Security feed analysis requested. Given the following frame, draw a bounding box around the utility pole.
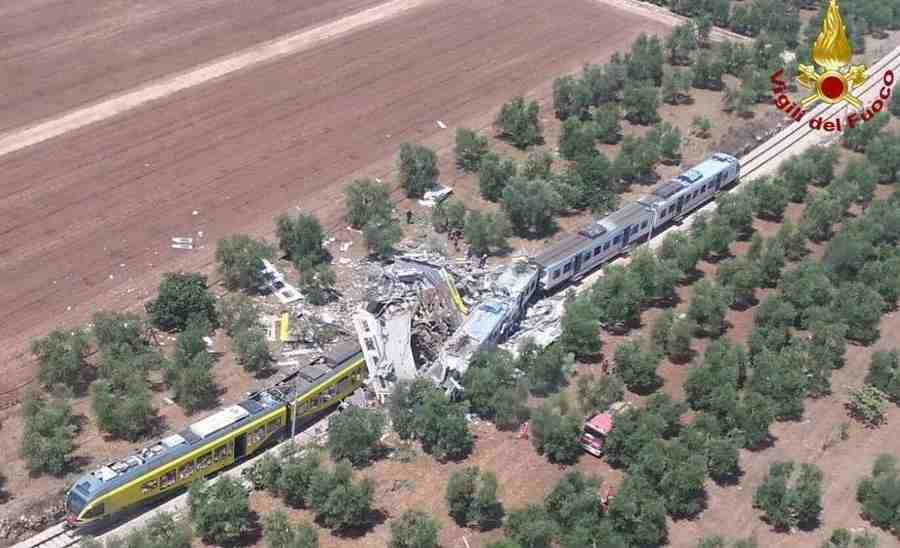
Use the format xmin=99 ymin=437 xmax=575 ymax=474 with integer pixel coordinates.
xmin=646 ymin=206 xmax=658 ymax=248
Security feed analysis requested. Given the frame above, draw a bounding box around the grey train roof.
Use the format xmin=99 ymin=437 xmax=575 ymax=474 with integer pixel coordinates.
xmin=533 ymin=234 xmax=591 ymax=268
xmin=531 ymin=153 xmax=738 ymax=271
xmin=600 ymin=202 xmax=651 ymax=230
xmin=71 ymin=346 xmax=362 ymax=502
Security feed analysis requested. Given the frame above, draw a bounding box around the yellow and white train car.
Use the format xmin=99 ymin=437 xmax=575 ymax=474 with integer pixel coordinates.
xmin=65 ymin=345 xmax=366 ymax=526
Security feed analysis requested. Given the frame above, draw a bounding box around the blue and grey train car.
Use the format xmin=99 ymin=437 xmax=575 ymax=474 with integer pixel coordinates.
xmin=534 ymin=201 xmax=654 ymax=292
xmin=636 ymin=153 xmax=740 ymax=228
xmin=533 ymin=153 xmax=740 ymax=293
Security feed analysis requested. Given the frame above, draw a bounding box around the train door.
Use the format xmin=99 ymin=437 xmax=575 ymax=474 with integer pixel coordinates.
xmin=573 ymin=252 xmax=584 ymax=275
xmin=675 ymin=195 xmax=685 ymax=215
xmin=234 ymin=434 xmax=247 ymax=461
xmin=622 ymin=226 xmax=632 ymax=247
xmin=714 ymin=173 xmax=722 ymax=191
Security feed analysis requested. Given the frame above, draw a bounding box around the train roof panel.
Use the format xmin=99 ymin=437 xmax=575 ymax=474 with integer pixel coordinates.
xmin=532 ymin=233 xmax=589 ymax=268
xmin=653 ymin=180 xmax=686 ymax=199
xmin=190 ymin=405 xmax=250 ymax=439
xmin=680 ymin=169 xmax=703 ymax=183
xmin=602 ymin=202 xmax=650 ymax=230
xmin=579 ymin=220 xmax=607 ymax=239
xmin=269 ymin=347 xmax=364 ymax=403
xmin=161 ymin=433 xmax=188 ymax=448
xmin=638 ymin=194 xmax=665 ymax=208
xmin=678 ymin=155 xmax=736 ymax=186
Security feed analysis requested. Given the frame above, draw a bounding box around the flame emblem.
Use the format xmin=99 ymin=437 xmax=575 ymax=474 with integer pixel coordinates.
xmin=797 ymin=0 xmax=867 ymax=109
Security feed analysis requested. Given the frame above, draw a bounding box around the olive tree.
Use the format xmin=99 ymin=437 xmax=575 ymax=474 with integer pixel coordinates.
xmin=215 ymin=235 xmax=276 ymax=291
xmin=275 ymin=213 xmax=328 ymax=268
xmin=495 ymin=97 xmax=542 ymax=149
xmin=327 ymin=407 xmax=385 ymax=467
xmin=455 ymin=128 xmax=489 ymax=172
xmin=344 ymin=178 xmax=393 ymax=229
xmin=20 ymin=390 xmax=76 ymax=476
xmin=445 ymin=467 xmax=504 ymax=530
xmin=146 ymin=272 xmax=218 ymax=331
xmin=32 ymin=329 xmax=90 ymax=390
xmin=389 ymin=510 xmax=441 ymax=548
xmin=189 ymin=477 xmax=252 ymax=545
xmin=398 ymin=143 xmax=439 ymax=198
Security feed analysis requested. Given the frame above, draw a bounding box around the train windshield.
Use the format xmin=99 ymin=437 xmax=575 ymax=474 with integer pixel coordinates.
xmin=66 ymin=486 xmax=90 ymax=516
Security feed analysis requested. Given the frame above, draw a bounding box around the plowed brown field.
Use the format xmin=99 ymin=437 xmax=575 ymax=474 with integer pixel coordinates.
xmin=0 ymin=0 xmax=667 ymax=397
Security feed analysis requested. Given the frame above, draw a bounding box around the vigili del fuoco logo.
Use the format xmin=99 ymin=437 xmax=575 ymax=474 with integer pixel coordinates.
xmin=770 ymin=0 xmax=894 ymax=132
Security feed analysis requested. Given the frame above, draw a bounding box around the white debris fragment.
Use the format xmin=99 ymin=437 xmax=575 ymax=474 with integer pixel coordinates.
xmin=198 ymin=231 xmax=204 ymax=237
xmin=339 ymin=257 xmax=352 ymax=265
xmin=436 ymin=120 xmax=447 ymax=129
xmin=67 ymin=306 xmax=72 ymax=311
xmin=192 ymin=210 xmax=199 ymax=216
xmin=375 ymin=177 xmax=382 ymax=183
xmin=419 ymin=186 xmax=453 ymax=207
xmin=109 ymin=274 xmax=115 ymax=280
xmin=340 ymin=242 xmax=351 ymax=252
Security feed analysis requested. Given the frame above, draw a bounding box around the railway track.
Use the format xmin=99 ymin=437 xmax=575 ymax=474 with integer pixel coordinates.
xmin=10 ymin=524 xmax=79 ymax=548
xmin=574 ymin=42 xmax=900 ymax=289
xmin=741 ymin=45 xmax=900 ymax=178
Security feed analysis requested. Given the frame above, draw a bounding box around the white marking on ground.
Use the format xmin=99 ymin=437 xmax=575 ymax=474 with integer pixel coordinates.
xmin=0 ymin=0 xmax=436 ymax=159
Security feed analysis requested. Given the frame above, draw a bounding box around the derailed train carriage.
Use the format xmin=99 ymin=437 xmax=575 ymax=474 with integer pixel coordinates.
xmin=65 ymin=345 xmax=366 ymax=527
xmin=430 ymin=153 xmax=741 ymax=394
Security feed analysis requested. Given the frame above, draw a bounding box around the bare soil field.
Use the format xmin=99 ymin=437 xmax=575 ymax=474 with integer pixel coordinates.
xmin=0 ymin=0 xmax=388 ymax=133
xmin=0 ymin=0 xmax=669 ymax=401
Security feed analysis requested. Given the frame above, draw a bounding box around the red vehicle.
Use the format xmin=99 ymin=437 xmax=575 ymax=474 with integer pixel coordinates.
xmin=581 ymin=402 xmax=632 ymax=457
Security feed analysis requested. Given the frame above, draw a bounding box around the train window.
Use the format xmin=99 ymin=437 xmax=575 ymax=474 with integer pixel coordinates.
xmin=268 ymin=419 xmax=281 ymax=434
xmin=250 ymin=427 xmax=264 ymax=445
xmin=214 ymin=444 xmax=229 ymax=461
xmin=179 ymin=462 xmax=195 ymax=480
xmin=83 ymin=503 xmax=105 ymax=519
xmin=197 ymin=453 xmax=212 ymax=469
xmin=613 ymin=236 xmax=621 ymax=245
xmin=160 ymin=470 xmax=176 ymax=488
xmin=641 ymin=221 xmax=648 ymax=229
xmin=594 ymin=247 xmax=602 ymax=257
xmin=702 ymin=185 xmax=707 ymax=192
xmin=141 ymin=479 xmax=159 ymax=493
xmin=603 ymin=242 xmax=610 ymax=251
xmin=563 ymin=262 xmax=572 ymax=273
xmin=552 ymin=269 xmax=561 ymax=280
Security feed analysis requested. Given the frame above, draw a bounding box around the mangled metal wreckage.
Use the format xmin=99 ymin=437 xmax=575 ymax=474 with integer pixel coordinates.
xmin=354 ymin=256 xmax=544 ymax=400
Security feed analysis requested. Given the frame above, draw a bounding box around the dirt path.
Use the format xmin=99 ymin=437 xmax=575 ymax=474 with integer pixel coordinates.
xmin=589 ymin=0 xmax=751 ymax=43
xmin=0 ymin=0 xmax=437 ymax=158
xmin=0 ymin=0 xmax=389 ymax=133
